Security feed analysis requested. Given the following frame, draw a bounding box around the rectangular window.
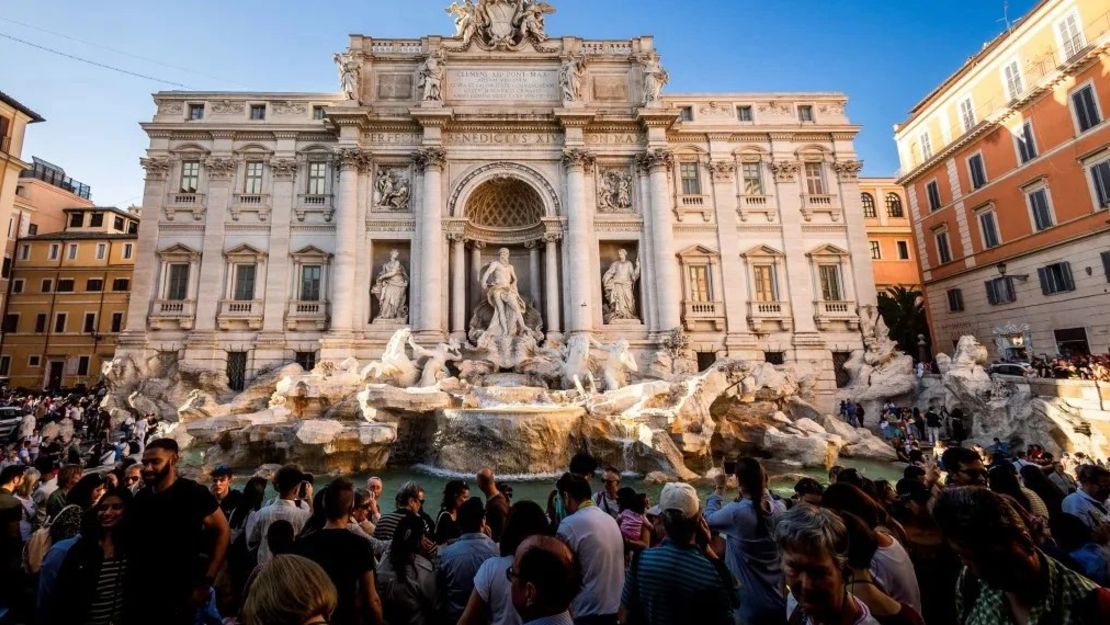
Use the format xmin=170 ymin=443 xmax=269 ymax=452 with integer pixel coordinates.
xmin=896 ymin=241 xmax=910 ymax=260
xmin=19 ymin=244 xmax=29 ymax=261
xmin=66 ymin=244 xmax=78 ymax=260
xmin=1038 ymin=262 xmax=1075 ymax=295
xmin=90 ymin=212 xmax=104 ymax=227
xmin=11 ymin=279 xmax=23 ymax=294
xmin=244 ymin=160 xmax=264 ymax=194
xmin=803 ymin=162 xmax=826 ymax=195
xmin=69 ymin=212 xmax=83 ymax=228
xmin=86 ymin=278 xmax=103 ymax=292
xmin=1058 ymin=13 xmax=1086 ymax=60
xmin=920 ymin=132 xmax=932 ymax=160
xmin=112 ymin=278 xmax=130 ymax=291
xmin=249 ymin=104 xmax=266 ymax=120
xmin=741 ymin=162 xmax=763 ymax=195
xmin=764 ymin=352 xmax=785 ymax=365
xmin=1027 ymin=186 xmax=1055 ymax=231
xmin=188 ymin=103 xmax=205 ymax=120
xmin=752 ymin=265 xmax=777 ymax=302
xmin=1091 ymin=157 xmax=1110 ymax=209
xmin=968 ymin=153 xmax=987 ymax=189
xmin=233 ymin=264 xmax=257 ymax=301
xmin=110 ymin=312 xmax=123 ymax=333
xmin=737 ymin=105 xmax=753 ymax=122
xmin=1003 ymin=60 xmax=1024 ymax=100
xmin=48 ymin=244 xmax=59 ymax=260
xmin=2 ymin=314 xmax=18 ymax=333
xmin=34 ymin=314 xmax=46 ymax=333
xmin=295 ymin=351 xmax=318 ymax=371
xmin=935 ymin=230 xmax=952 ymax=264
xmin=312 ymin=106 xmax=326 ymax=120
xmin=678 ymin=106 xmax=693 ymax=122
xmin=959 ymin=97 xmax=976 ymax=132
xmin=40 ymin=279 xmax=52 ymax=293
xmin=818 ymin=264 xmax=842 ymax=301
xmin=27 ymin=224 xmax=36 ymax=235
xmin=123 ymin=243 xmax=133 ymax=260
xmin=28 ymin=355 xmax=40 ymax=367
xmin=166 ymin=264 xmax=190 ymax=300
xmin=307 ymin=162 xmax=327 ymax=195
xmin=869 ymin=241 xmax=881 ymax=259
xmin=926 ymin=180 xmax=941 ymax=211
xmin=1 ymin=257 xmax=8 ymax=279
xmin=947 ymin=288 xmax=965 ymax=312
xmin=688 ymin=266 xmax=711 ymax=302
xmin=77 ymin=356 xmax=90 ymax=376
xmin=95 ymin=243 xmax=106 ymax=260
xmin=180 ymin=160 xmax=200 ymax=193
xmin=0 ymin=356 xmax=9 ymax=377
xmin=56 ymin=279 xmax=74 ymax=292
xmin=53 ymin=313 xmax=67 ymax=333
xmin=985 ymin=277 xmax=1017 ymax=305
xmin=1015 ymin=121 xmax=1038 ymax=163
xmin=1102 ymin=251 xmax=1110 ymax=282
xmin=679 ymin=163 xmax=701 ymax=195
xmin=113 ymin=216 xmax=124 ymax=231
xmin=978 ymin=209 xmax=1001 ymax=249
xmin=300 ymin=265 xmax=322 ymax=301
xmin=797 ymin=105 xmax=814 ymax=122
xmin=1072 ymin=85 xmax=1102 ymax=133
xmin=83 ymin=313 xmax=96 ymax=333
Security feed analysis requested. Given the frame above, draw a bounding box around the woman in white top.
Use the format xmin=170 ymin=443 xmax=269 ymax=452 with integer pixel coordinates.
xmin=15 ymin=467 xmax=40 ymax=540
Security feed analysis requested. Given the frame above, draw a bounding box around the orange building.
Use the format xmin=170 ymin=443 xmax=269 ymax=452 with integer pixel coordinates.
xmin=858 ymin=179 xmax=919 ymax=293
xmin=894 ymin=0 xmax=1110 ymax=360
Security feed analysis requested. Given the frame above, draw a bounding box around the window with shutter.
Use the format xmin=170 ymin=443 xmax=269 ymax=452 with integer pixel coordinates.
xmin=1090 ymin=159 xmax=1110 ymax=209
xmin=1102 ymin=251 xmax=1110 ymax=282
xmin=233 ymin=264 xmax=257 ymax=301
xmin=1040 ymin=262 xmax=1076 ymax=295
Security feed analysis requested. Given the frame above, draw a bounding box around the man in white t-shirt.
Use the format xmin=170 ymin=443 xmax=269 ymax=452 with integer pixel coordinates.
xmin=555 ymin=472 xmax=624 ymax=625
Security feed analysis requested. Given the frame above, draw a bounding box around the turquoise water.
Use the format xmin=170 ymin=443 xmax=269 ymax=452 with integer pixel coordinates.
xmin=224 ymin=459 xmax=903 ymax=507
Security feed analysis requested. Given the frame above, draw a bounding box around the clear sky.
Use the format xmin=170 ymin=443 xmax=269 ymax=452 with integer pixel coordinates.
xmin=1 ymin=0 xmax=1038 ymax=208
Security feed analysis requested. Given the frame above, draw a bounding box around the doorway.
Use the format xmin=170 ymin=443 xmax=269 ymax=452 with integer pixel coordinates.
xmin=46 ymin=360 xmax=64 ymax=391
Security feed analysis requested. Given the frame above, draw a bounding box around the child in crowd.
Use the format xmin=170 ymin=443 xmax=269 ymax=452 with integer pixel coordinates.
xmin=616 ymin=487 xmax=651 ymax=556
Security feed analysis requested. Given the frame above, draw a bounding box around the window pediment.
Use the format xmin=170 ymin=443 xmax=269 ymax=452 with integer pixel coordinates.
xmin=157 ymin=243 xmax=200 ymax=262
xmin=170 ymin=143 xmax=210 ymax=158
xmin=806 ymin=244 xmax=849 ymax=259
xmin=742 ymin=244 xmax=784 ymax=259
xmin=677 ymin=244 xmax=719 ymax=260
xmin=224 ymin=243 xmax=268 ymax=261
xmin=291 ymin=245 xmax=332 ymax=262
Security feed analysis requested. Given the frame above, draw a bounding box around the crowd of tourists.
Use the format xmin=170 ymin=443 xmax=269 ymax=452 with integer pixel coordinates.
xmin=1027 ymin=354 xmax=1110 ymax=382
xmin=2 ymin=431 xmax=1109 ymax=625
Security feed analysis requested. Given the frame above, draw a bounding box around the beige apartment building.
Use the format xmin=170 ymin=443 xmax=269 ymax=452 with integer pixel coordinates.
xmin=0 ymin=207 xmax=139 ymax=389
xmin=895 ymin=0 xmax=1110 ymax=359
xmin=0 ymin=91 xmax=45 ymax=315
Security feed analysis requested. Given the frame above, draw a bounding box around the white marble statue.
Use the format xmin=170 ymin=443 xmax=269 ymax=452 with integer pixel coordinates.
xmin=480 ymin=248 xmax=531 ymax=339
xmin=371 ymin=250 xmax=409 ymax=321
xmin=598 ymin=169 xmax=632 ymax=212
xmin=560 ymin=56 xmax=585 ymax=103
xmin=446 ymin=0 xmax=555 ymax=49
xmin=374 ymin=168 xmax=410 ymax=211
xmin=592 ymin=337 xmax=638 ymax=391
xmin=418 ymin=51 xmax=445 ymax=102
xmin=446 ymin=0 xmax=479 ymax=45
xmin=409 ymin=336 xmax=463 ymax=387
xmin=641 ymin=55 xmax=669 ymax=105
xmin=361 ymin=328 xmax=420 ymax=387
xmin=602 ymin=249 xmax=641 ymax=323
xmin=517 ymin=1 xmax=554 ymax=43
xmin=333 ymin=52 xmax=360 ymax=100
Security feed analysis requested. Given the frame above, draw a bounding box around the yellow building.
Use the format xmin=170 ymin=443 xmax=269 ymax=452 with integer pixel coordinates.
xmin=0 ymin=91 xmax=45 ymax=316
xmin=0 ymin=207 xmax=139 ymax=390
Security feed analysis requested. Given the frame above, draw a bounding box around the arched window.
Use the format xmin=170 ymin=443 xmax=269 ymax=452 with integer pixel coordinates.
xmin=886 ymin=192 xmax=904 ymax=218
xmin=861 ymin=192 xmax=876 ymax=218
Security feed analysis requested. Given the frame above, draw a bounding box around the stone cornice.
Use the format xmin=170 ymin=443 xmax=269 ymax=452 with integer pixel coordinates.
xmin=554 ymin=110 xmax=595 ymax=129
xmin=637 ymin=109 xmax=678 ymax=129
xmin=410 ymin=108 xmax=453 ymax=129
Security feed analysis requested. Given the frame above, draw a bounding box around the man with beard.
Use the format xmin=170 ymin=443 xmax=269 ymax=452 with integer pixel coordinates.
xmin=126 ymin=438 xmax=229 ymax=625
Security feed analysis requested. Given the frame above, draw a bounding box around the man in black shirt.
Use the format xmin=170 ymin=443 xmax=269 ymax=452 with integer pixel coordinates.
xmin=127 ymin=438 xmax=230 ymax=625
xmin=296 ymin=477 xmax=383 ymax=625
xmin=209 ymin=464 xmax=241 ymax=519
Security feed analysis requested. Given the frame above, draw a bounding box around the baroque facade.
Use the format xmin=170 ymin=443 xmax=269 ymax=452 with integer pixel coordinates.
xmin=119 ymin=2 xmax=877 ymax=405
xmin=895 ymin=0 xmax=1110 ymax=360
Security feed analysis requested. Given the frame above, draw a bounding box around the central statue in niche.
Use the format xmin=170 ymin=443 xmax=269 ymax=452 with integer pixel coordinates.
xmin=481 ymin=248 xmax=532 ymax=338
xmin=467 ymin=247 xmax=544 ymax=371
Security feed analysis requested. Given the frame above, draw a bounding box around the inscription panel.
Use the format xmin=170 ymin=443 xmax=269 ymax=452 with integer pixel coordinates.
xmin=446 ymin=132 xmax=561 ymax=146
xmin=377 ymin=73 xmax=413 ymax=100
xmin=447 ymin=69 xmax=559 ymax=102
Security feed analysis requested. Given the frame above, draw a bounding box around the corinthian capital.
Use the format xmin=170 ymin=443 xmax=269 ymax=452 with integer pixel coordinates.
xmin=139 ymin=157 xmax=171 ymax=180
xmin=707 ymin=160 xmax=736 ymax=182
xmin=636 ymin=148 xmax=673 ymax=173
xmin=335 ymin=147 xmax=367 ymax=171
xmin=832 ymin=159 xmax=864 ymax=181
xmin=561 ymin=148 xmax=595 ymax=170
xmin=269 ymin=158 xmax=299 ymax=180
xmin=204 ymin=157 xmax=238 ymax=180
xmin=769 ymin=159 xmax=799 ymax=183
xmin=413 ymin=147 xmax=447 ymax=172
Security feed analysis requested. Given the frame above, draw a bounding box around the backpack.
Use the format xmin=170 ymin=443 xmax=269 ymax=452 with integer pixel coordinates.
xmin=22 ymin=503 xmax=80 ymax=574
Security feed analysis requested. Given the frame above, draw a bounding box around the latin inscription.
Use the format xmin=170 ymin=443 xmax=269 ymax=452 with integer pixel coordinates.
xmin=365 ymin=132 xmax=421 ymax=145
xmin=585 ymin=133 xmax=641 ymax=146
xmin=447 ymin=132 xmax=560 ymax=146
xmin=448 ymin=69 xmax=559 ymax=101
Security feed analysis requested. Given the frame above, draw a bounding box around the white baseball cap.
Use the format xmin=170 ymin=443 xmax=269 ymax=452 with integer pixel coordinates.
xmin=659 ymin=482 xmax=700 ymax=519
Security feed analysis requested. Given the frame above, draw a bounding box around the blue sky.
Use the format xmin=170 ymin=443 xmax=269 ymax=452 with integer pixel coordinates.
xmin=0 ymin=0 xmax=1037 ymax=207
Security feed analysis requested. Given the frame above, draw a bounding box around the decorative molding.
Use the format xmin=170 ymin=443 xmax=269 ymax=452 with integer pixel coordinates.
xmin=413 ymin=146 xmax=447 ymax=172
xmin=832 ymin=159 xmax=863 ymax=181
xmin=593 ymin=219 xmax=643 ymax=233
xmin=157 ymin=101 xmax=183 ymax=115
xmin=335 ymin=147 xmax=368 ymax=171
xmin=674 ymin=223 xmax=717 ymax=234
xmin=769 ymin=159 xmax=799 ymax=182
xmin=204 ymin=157 xmax=237 ymax=180
xmin=697 ymin=101 xmax=735 ymax=119
xmin=210 ymin=100 xmax=245 ymax=114
xmin=707 ymin=160 xmax=736 ymax=182
xmin=635 ymin=148 xmax=673 ymax=173
xmin=447 ymin=161 xmax=562 ymax=220
xmin=596 ymin=167 xmax=634 ymax=213
xmin=818 ymin=101 xmax=846 ymax=115
xmin=158 ymin=224 xmax=205 ymax=233
xmin=290 ymin=224 xmax=338 ymax=233
xmin=272 ymin=101 xmax=307 ymax=115
xmin=269 ymin=158 xmax=299 ymax=180
xmin=140 ymin=157 xmax=171 ymax=180
xmin=365 ymin=218 xmax=416 ymax=232
xmin=561 ymin=148 xmax=596 ymax=169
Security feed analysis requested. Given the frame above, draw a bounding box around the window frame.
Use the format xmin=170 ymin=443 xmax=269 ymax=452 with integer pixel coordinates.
xmin=11 ymin=278 xmax=23 ymax=294
xmin=797 ymin=104 xmax=814 ymax=123
xmin=95 ymin=242 xmax=107 ymax=260
xmin=299 ymin=264 xmax=323 ymax=302
xmin=66 ymin=243 xmax=78 ymax=260
xmin=934 ymin=227 xmax=952 ymax=264
xmin=188 ymin=103 xmax=205 ymax=120
xmin=947 ymin=288 xmax=965 ymax=312
xmin=751 ymin=263 xmax=778 ymax=303
xmin=985 ymin=276 xmax=1017 ymax=306
xmin=83 ymin=312 xmax=97 ymax=334
xmin=1002 ymin=58 xmax=1025 ymax=101
xmin=1024 ymin=182 xmax=1056 ymax=232
xmin=56 ymin=278 xmax=74 ymax=293
xmin=1014 ymin=120 xmax=1038 ymax=164
xmin=34 ymin=314 xmax=46 ymax=333
xmin=1081 ymin=150 xmax=1110 ymax=211
xmin=958 ymin=96 xmax=976 ymax=132
xmin=896 ymin=241 xmax=911 ymax=260
xmin=165 ymin=263 xmax=191 ymax=301
xmin=110 ymin=312 xmax=124 ymax=333
xmin=920 ymin=132 xmax=933 ymax=160
xmin=48 ymin=243 xmax=60 ymax=261
xmin=886 ymin=192 xmax=904 ymax=218
xmin=306 ymin=161 xmax=328 ymax=195
xmin=123 ymin=243 xmax=133 ymax=260
xmin=678 ymin=106 xmax=693 ymax=122
xmin=687 ymin=265 xmax=712 ymax=303
xmin=1070 ymin=82 xmax=1103 ymax=134
xmin=53 ymin=312 xmax=67 ymax=333
xmin=678 ymin=161 xmax=702 ymax=195
xmin=861 ymin=192 xmax=877 ymax=218
xmin=817 ymin=263 xmax=843 ymax=302
xmin=243 ymin=160 xmax=265 ymax=194
xmin=1038 ymin=261 xmax=1076 ymax=296
xmin=85 ymin=278 xmax=103 ymax=292
xmin=77 ymin=355 xmax=90 ymax=376
xmin=180 ymin=160 xmax=201 ymax=193
xmin=869 ymin=240 xmax=882 ymax=260
xmin=976 ymin=206 xmax=1001 ymax=249
xmin=803 ymin=161 xmax=827 ymax=195
xmin=231 ymin=262 xmax=258 ymax=301
xmin=967 ymin=152 xmax=988 ymax=190
xmin=925 ymin=179 xmax=942 ymax=211
xmin=40 ymin=279 xmax=52 ymax=293
xmin=736 ymin=105 xmax=753 ymax=122
xmin=249 ymin=103 xmax=267 ymax=120
xmin=1055 ymin=10 xmax=1086 ymax=62
xmin=89 ymin=212 xmax=104 ymax=228
xmin=112 ymin=278 xmax=130 ymax=292
xmin=18 ymin=244 xmax=29 ymax=261
xmin=740 ymin=161 xmax=763 ymax=195
xmin=312 ymin=106 xmax=326 ymax=120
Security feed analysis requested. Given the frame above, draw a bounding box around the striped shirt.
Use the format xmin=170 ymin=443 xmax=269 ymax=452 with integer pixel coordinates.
xmin=85 ymin=558 xmax=126 ymax=625
xmin=620 ymin=541 xmax=733 ymax=625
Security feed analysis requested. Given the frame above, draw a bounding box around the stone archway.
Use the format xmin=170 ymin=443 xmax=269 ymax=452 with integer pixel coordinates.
xmin=464 ymin=177 xmax=545 ymax=244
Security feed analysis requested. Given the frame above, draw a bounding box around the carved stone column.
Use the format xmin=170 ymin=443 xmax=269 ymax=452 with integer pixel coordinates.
xmin=770 ymin=157 xmax=817 ymax=333
xmin=330 ymin=148 xmax=365 ymax=334
xmin=639 ymin=148 xmax=681 ymax=332
xmin=470 ymin=240 xmax=485 ymax=309
xmin=415 ymin=147 xmax=446 ymax=338
xmin=526 ymin=240 xmax=542 ymax=310
xmin=123 ymin=157 xmax=171 ymax=338
xmin=544 ymin=231 xmax=562 ymax=334
xmin=449 ymin=233 xmax=466 ymax=338
xmin=261 ymin=155 xmax=299 ymax=333
xmin=562 ymin=148 xmax=595 ymax=334
xmin=707 ymin=158 xmax=747 ymax=343
xmin=192 ymin=155 xmax=238 ymax=332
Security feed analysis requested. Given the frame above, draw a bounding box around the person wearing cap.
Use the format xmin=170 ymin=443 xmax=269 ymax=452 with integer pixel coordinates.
xmin=210 ymin=464 xmax=242 ymax=520
xmin=619 ymin=482 xmax=733 ymax=625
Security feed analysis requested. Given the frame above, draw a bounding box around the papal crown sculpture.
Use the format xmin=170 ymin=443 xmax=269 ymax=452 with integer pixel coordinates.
xmin=447 ymin=0 xmax=557 ymax=50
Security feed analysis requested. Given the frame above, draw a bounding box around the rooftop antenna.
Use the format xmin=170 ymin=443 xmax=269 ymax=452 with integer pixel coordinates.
xmin=996 ymin=0 xmax=1013 ymax=33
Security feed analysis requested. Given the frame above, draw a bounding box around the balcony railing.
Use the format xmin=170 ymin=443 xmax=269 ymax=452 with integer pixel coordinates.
xmin=737 ymin=194 xmax=776 ymax=222
xmin=286 ymin=300 xmax=329 ymax=330
xmin=149 ymin=299 xmax=196 ymax=330
xmin=814 ymin=300 xmax=859 ymax=330
xmin=682 ymin=299 xmax=725 ymax=330
xmin=230 ymin=193 xmax=271 ymax=221
xmin=168 ymin=192 xmax=204 ymax=206
xmin=218 ymin=299 xmax=263 ymax=330
xmin=675 ymin=194 xmax=713 ymax=222
xmin=295 ymin=194 xmax=334 ymax=221
xmin=748 ymin=300 xmax=792 ymax=332
xmin=800 ymin=194 xmax=840 ymax=222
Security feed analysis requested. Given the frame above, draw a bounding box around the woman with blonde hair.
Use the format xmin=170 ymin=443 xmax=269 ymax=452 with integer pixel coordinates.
xmin=243 ymin=554 xmax=338 ymax=625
